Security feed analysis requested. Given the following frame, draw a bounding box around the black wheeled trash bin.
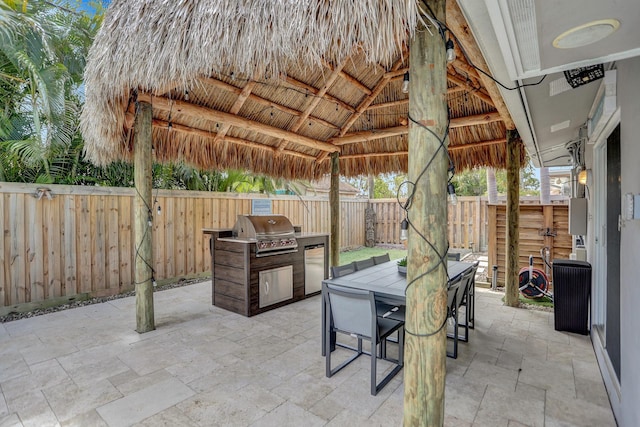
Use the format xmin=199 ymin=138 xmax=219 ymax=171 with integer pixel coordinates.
xmin=552 ymin=259 xmax=591 ymax=335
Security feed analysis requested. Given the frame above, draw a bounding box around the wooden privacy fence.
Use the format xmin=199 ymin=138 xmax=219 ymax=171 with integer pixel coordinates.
xmin=488 ymin=203 xmax=571 ymax=286
xmin=0 ymin=182 xmax=499 ymax=311
xmin=370 ymin=196 xmax=490 ymax=252
xmin=0 ymin=183 xmax=366 ymax=311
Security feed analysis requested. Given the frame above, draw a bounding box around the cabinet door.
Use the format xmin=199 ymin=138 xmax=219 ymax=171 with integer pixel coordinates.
xmin=259 ymin=265 xmax=293 ymax=308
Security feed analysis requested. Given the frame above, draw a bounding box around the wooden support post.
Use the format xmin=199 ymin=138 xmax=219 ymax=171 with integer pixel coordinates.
xmin=329 ymin=152 xmax=340 ymax=267
xmin=134 ymin=101 xmax=155 ymax=333
xmin=505 ymin=129 xmax=521 ymax=307
xmin=403 ymin=0 xmax=448 ymax=424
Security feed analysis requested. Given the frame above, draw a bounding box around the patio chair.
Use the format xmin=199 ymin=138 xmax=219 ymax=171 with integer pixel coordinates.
xmin=446 ymin=278 xmax=462 ymax=359
xmin=454 ymin=264 xmax=478 ymax=343
xmin=323 ymin=283 xmax=404 ymax=396
xmin=458 ymin=261 xmax=479 ymax=334
xmin=331 ymin=262 xmax=356 ymax=278
xmin=372 ymin=253 xmax=391 ymax=265
xmin=354 ymin=257 xmax=375 ymax=271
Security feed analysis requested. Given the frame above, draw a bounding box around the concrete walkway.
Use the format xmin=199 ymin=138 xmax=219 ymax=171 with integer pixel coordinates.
xmin=0 ymin=283 xmax=615 ymax=426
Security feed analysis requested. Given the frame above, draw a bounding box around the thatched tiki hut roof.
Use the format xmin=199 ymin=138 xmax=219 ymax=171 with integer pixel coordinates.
xmin=81 ymin=0 xmax=522 ymax=180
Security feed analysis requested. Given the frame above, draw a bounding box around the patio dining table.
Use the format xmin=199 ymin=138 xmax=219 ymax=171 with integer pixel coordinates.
xmin=321 ymin=259 xmax=476 ymax=355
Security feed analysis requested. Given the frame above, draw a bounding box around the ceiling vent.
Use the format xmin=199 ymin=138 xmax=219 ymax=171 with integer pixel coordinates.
xmin=549 ymin=77 xmax=573 ymax=96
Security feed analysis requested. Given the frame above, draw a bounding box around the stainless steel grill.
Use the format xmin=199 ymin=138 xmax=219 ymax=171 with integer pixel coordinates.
xmin=232 ymin=215 xmax=298 ymax=256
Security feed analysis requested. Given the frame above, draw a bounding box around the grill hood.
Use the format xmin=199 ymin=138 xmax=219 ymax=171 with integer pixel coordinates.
xmin=232 ymin=215 xmax=298 ymax=255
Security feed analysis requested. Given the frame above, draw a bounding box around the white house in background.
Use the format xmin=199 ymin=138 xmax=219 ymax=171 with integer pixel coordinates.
xmin=459 ymin=1 xmax=640 ymax=425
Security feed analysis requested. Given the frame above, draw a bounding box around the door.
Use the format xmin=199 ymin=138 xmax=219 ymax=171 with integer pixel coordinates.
xmin=605 ymin=124 xmax=621 ymax=380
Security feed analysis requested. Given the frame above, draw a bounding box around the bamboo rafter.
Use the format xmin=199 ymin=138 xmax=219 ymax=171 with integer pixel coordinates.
xmin=136 ymin=93 xmax=339 ymax=153
xmin=199 ymin=77 xmax=339 ymax=130
xmin=280 ymin=75 xmax=356 ymax=113
xmin=447 ymin=73 xmax=494 ymax=106
xmin=124 ymin=113 xmax=316 ymax=160
xmin=276 ymin=58 xmax=348 ymax=152
xmin=214 ymin=80 xmax=256 ymax=142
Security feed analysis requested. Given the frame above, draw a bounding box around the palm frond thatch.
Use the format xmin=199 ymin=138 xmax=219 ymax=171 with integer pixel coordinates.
xmin=81 ymin=0 xmax=519 ymax=181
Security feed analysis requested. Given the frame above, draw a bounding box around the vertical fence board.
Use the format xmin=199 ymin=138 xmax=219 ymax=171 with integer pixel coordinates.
xmin=164 ymin=199 xmax=175 ymax=279
xmin=175 ymin=197 xmax=186 ymax=276
xmin=64 ymin=195 xmax=77 ymax=296
xmin=185 ymin=197 xmax=195 ymax=275
xmin=76 ymin=195 xmax=92 ymax=293
xmin=91 ymin=196 xmax=106 ymax=293
xmin=194 ymin=198 xmax=204 ymax=273
xmin=107 ymin=196 xmax=120 ymax=292
xmin=9 ymin=194 xmax=26 ymax=303
xmin=26 ymin=196 xmax=41 ymax=302
xmin=118 ymin=196 xmax=132 ymax=291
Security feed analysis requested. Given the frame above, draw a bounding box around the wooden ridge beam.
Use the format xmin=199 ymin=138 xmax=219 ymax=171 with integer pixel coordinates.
xmin=447 ymin=0 xmax=515 ymax=129
xmin=339 ymin=151 xmax=406 ymax=159
xmin=448 ymin=138 xmax=506 ymax=151
xmin=450 ymin=111 xmax=502 ymax=128
xmin=329 ymin=137 xmax=507 ymax=159
xmin=330 ymin=112 xmax=502 ymax=146
xmin=125 ymin=113 xmax=315 ymax=160
xmin=367 ymin=99 xmax=408 ymax=110
xmin=137 ymin=93 xmax=338 ymax=153
xmin=332 ymin=126 xmax=407 ymax=145
xmin=199 ymin=77 xmax=339 ymax=130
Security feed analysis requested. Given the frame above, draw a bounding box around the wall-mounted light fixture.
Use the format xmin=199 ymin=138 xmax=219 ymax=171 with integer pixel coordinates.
xmin=578 ymin=169 xmax=590 ymax=185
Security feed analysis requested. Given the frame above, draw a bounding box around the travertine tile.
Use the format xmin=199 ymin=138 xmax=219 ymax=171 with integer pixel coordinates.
xmin=0 ymin=283 xmax=614 ymax=426
xmin=96 ymin=377 xmax=194 ymax=427
xmin=545 ymin=389 xmax=617 ymax=427
xmin=250 ymin=401 xmax=326 ymax=427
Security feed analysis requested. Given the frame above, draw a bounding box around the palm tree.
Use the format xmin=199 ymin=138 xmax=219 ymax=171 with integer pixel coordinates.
xmin=0 ymin=0 xmax=103 ymax=183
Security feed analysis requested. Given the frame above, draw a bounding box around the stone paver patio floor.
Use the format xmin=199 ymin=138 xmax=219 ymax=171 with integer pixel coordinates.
xmin=0 ymin=282 xmax=616 ymax=426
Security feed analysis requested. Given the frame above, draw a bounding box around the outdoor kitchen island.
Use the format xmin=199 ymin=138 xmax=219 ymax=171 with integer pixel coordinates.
xmin=203 ymin=215 xmax=329 ymax=317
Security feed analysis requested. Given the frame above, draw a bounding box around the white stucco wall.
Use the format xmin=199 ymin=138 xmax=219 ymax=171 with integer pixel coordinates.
xmin=617 ymin=55 xmax=640 ymax=427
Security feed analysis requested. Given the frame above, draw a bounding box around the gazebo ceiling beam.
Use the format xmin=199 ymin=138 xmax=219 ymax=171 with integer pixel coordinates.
xmin=447 ymin=0 xmax=515 ymax=129
xmin=332 ymin=112 xmax=502 ymax=145
xmin=136 ymin=93 xmax=339 ymax=153
xmin=337 ymin=137 xmax=507 ymax=159
xmin=276 ymin=58 xmax=348 ymax=152
xmin=448 ymin=66 xmax=482 ymax=90
xmin=367 ymin=99 xmax=408 ymax=110
xmin=447 ymin=73 xmax=494 ymax=106
xmin=199 ymin=77 xmax=339 ymax=130
xmin=337 ymin=53 xmax=407 ymax=137
xmin=449 ymin=58 xmax=480 ymax=79
xmin=385 ymin=68 xmax=409 ymax=79
xmin=331 ymin=125 xmax=407 ymax=145
xmin=322 ymin=60 xmax=373 ymax=95
xmin=449 ymin=138 xmax=506 ymax=151
xmin=125 ymin=113 xmax=315 ymax=160
xmin=214 ymin=80 xmax=256 ymax=142
xmin=280 ymin=75 xmax=356 ymax=113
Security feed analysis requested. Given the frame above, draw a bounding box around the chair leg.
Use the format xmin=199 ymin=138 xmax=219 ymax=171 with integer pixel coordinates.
xmin=469 ymin=282 xmax=475 ymax=329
